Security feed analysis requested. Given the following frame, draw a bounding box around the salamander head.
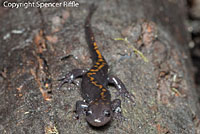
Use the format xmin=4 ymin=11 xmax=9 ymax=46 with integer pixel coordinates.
xmin=85 ymin=100 xmax=112 ymax=127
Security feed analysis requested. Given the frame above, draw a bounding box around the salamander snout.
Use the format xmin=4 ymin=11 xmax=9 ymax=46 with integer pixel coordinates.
xmin=86 ymin=102 xmax=112 ymax=127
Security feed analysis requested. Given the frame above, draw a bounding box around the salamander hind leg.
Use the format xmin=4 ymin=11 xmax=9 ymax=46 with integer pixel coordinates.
xmin=107 ymin=75 xmax=136 ymax=105
xmin=58 ymin=69 xmax=87 ymax=89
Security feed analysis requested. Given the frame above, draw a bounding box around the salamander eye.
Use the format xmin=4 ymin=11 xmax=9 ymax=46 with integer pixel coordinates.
xmin=103 ymin=110 xmax=111 ymax=117
xmin=86 ymin=110 xmax=92 ymax=116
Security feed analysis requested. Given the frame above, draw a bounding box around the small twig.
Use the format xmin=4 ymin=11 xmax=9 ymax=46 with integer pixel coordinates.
xmin=114 ymin=37 xmax=149 ymax=62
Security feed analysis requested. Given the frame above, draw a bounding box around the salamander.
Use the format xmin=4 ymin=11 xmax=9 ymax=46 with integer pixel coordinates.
xmin=59 ymin=4 xmax=135 ymax=127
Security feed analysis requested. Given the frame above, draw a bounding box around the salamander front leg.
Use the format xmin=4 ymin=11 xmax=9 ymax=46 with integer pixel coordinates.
xmin=111 ymin=99 xmax=127 ymax=121
xmin=58 ymin=69 xmax=87 ymax=89
xmin=74 ymin=100 xmax=88 ymax=119
xmin=111 ymin=99 xmax=122 ymax=116
xmin=107 ymin=75 xmax=135 ymax=105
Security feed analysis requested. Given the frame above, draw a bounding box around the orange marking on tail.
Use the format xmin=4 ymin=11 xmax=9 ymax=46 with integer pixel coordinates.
xmin=96 ymin=62 xmax=100 ymax=65
xmin=96 ymin=50 xmax=102 ymax=59
xmin=98 ymin=64 xmax=105 ymax=70
xmin=94 ymin=46 xmax=98 ymax=50
xmin=90 ymin=69 xmax=99 ymax=72
xmin=93 ymin=65 xmax=99 ymax=68
xmin=98 ymin=58 xmax=104 ymax=62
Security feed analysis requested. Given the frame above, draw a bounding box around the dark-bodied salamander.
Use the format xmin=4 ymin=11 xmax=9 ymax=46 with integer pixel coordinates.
xmin=59 ymin=4 xmax=135 ymax=127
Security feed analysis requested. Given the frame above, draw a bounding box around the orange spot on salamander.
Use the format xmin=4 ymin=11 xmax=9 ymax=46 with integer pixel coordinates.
xmin=98 ymin=85 xmax=103 ymax=89
xmin=98 ymin=58 xmax=104 ymax=62
xmin=98 ymin=64 xmax=105 ymax=70
xmin=100 ymin=91 xmax=106 ymax=100
xmin=91 ymin=81 xmax=100 ymax=87
xmin=87 ymin=72 xmax=96 ymax=76
xmin=93 ymin=42 xmax=98 ymax=49
xmin=93 ymin=65 xmax=99 ymax=68
xmin=90 ymin=69 xmax=99 ymax=72
xmin=100 ymin=92 xmax=104 ymax=97
xmin=91 ymin=81 xmax=103 ymax=89
xmin=96 ymin=62 xmax=100 ymax=65
xmin=94 ymin=46 xmax=98 ymax=50
xmin=96 ymin=50 xmax=102 ymax=59
xmin=102 ymin=88 xmax=106 ymax=92
xmin=90 ymin=77 xmax=94 ymax=81
xmin=91 ymin=81 xmax=97 ymax=84
xmin=93 ymin=42 xmax=97 ymax=46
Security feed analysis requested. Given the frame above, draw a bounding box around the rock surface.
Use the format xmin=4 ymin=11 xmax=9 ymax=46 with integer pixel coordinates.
xmin=0 ymin=0 xmax=199 ymax=133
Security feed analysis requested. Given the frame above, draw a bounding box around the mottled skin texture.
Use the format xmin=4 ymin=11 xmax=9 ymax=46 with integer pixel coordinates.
xmin=59 ymin=5 xmax=135 ymax=127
